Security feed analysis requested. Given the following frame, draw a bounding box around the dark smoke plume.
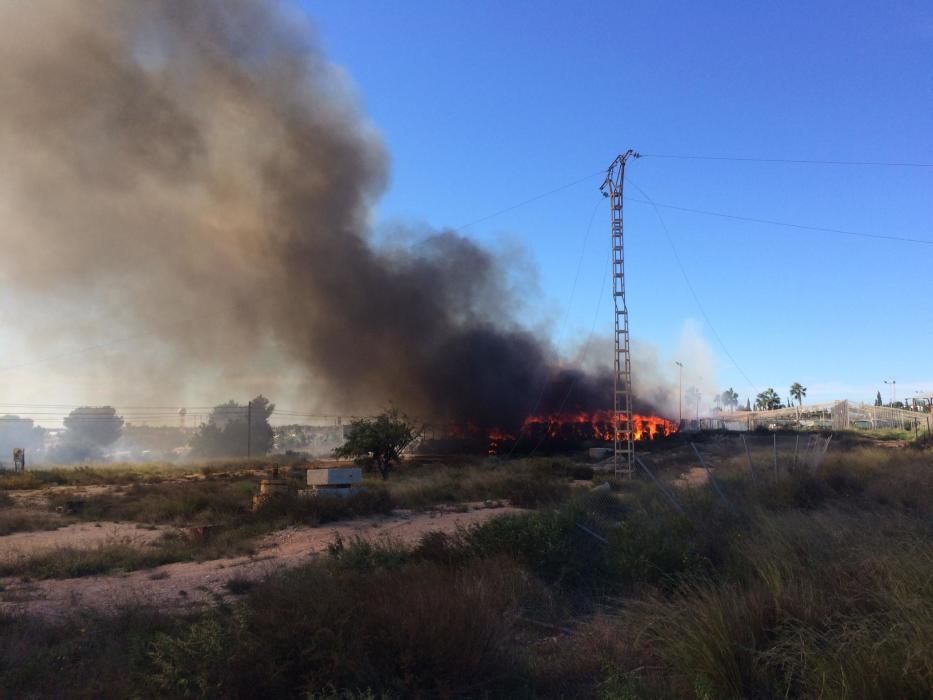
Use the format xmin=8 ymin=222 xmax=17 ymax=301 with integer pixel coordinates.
xmin=0 ymin=0 xmax=653 ymax=430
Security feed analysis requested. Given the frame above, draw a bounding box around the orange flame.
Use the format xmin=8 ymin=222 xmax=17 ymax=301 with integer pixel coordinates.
xmin=519 ymin=410 xmax=678 ymax=442
xmin=486 ymin=427 xmax=513 ymax=456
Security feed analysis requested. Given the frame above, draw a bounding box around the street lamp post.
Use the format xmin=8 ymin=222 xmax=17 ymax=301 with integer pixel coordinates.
xmin=884 ymin=379 xmax=899 ymax=429
xmin=675 ymin=361 xmax=683 ymax=426
xmin=884 ymin=379 xmax=897 ymax=407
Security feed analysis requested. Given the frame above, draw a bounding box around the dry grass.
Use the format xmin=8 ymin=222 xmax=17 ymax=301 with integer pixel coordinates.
xmin=385 ymin=457 xmax=582 ymax=509
xmin=0 ymin=464 xmax=193 ymax=490
xmin=1 ymin=475 xmax=395 ymax=579
xmin=0 ymin=445 xmax=930 ymax=698
xmin=0 ymin=509 xmax=70 ymax=536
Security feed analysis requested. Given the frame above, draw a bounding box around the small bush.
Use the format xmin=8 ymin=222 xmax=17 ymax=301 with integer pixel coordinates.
xmin=223 ymin=577 xmax=254 ymax=595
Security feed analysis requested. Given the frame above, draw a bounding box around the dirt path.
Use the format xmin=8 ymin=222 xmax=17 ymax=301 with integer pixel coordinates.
xmin=0 ymin=504 xmax=520 ymax=619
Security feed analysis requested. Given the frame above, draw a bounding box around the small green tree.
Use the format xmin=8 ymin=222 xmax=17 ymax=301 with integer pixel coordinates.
xmin=334 ymin=409 xmax=419 ymax=480
xmin=874 ymin=391 xmax=883 ymax=407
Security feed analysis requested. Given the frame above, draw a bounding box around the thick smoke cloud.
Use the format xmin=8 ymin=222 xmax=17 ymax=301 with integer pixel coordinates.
xmin=0 ymin=1 xmax=672 ymax=430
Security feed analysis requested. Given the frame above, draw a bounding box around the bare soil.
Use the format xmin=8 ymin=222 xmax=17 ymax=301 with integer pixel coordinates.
xmin=0 ymin=503 xmax=520 ymax=619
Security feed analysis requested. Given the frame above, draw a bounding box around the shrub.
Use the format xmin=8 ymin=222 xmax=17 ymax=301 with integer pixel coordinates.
xmin=0 ymin=609 xmax=178 ymax=698
xmin=146 ymin=558 xmax=533 ymax=697
xmin=0 ymin=509 xmax=67 ymax=536
xmin=465 ymin=503 xmax=608 ymax=590
xmin=253 ymin=487 xmax=393 ymax=525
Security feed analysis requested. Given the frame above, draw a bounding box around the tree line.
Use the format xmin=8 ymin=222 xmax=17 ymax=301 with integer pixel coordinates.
xmin=709 ymin=382 xmax=808 ymax=413
xmin=0 ymin=396 xmax=277 ymax=464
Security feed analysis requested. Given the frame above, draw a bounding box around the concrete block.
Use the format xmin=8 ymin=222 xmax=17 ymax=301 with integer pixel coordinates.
xmin=307 ymin=466 xmax=362 ymax=487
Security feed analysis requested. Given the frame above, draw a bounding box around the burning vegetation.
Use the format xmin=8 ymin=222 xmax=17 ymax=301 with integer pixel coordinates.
xmin=522 ymin=411 xmax=678 ymax=442
xmin=427 ymin=409 xmax=679 ymax=456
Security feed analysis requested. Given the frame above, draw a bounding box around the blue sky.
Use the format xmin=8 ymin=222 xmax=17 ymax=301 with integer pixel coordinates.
xmin=300 ymin=0 xmax=933 ymax=407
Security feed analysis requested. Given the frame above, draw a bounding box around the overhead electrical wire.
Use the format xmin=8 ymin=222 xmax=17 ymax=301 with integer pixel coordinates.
xmin=454 ymin=169 xmax=605 ymax=232
xmin=527 ymin=250 xmax=612 ymax=457
xmin=640 ymin=153 xmax=933 ymax=168
xmin=625 ymin=177 xmax=759 ymax=395
xmin=505 ymin=196 xmax=603 ymax=457
xmin=625 ymin=197 xmax=933 ymax=247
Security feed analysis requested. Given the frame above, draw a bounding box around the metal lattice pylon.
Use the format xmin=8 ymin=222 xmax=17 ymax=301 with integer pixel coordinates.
xmin=600 ymin=151 xmax=639 ymax=477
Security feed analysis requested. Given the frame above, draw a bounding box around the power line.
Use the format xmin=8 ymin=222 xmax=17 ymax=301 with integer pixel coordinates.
xmin=454 ymin=170 xmax=605 ymax=231
xmin=505 ymin=196 xmax=604 ymax=457
xmin=626 ymin=196 xmax=933 ymax=247
xmin=527 ymin=250 xmax=612 ymax=457
xmin=641 ymin=153 xmax=933 ymax=168
xmin=625 ymin=177 xmax=759 ymax=396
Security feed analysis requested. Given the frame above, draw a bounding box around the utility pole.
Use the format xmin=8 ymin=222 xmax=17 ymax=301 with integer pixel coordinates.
xmin=601 ymin=150 xmax=640 ymax=478
xmin=246 ymin=400 xmax=252 ymax=460
xmin=675 ymin=361 xmax=683 ymax=426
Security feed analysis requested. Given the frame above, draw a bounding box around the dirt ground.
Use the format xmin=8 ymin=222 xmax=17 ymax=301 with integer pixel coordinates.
xmin=0 ymin=503 xmax=520 ymax=619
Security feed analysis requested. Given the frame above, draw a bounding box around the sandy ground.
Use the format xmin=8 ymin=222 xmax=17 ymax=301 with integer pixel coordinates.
xmin=0 ymin=504 xmax=520 ymax=619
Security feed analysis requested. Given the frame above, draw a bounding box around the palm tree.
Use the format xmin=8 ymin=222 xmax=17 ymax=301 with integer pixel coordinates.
xmin=721 ymin=388 xmax=739 ymax=412
xmin=790 ymin=382 xmax=807 ymax=409
xmin=755 ymin=388 xmax=782 ymax=410
xmin=789 ymin=383 xmax=804 ymax=424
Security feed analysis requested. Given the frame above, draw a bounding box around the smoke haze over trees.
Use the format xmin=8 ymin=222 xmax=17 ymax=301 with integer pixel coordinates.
xmin=52 ymin=406 xmax=124 ymax=462
xmin=189 ymin=395 xmax=275 ymax=458
xmin=0 ymin=416 xmax=46 ymax=464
